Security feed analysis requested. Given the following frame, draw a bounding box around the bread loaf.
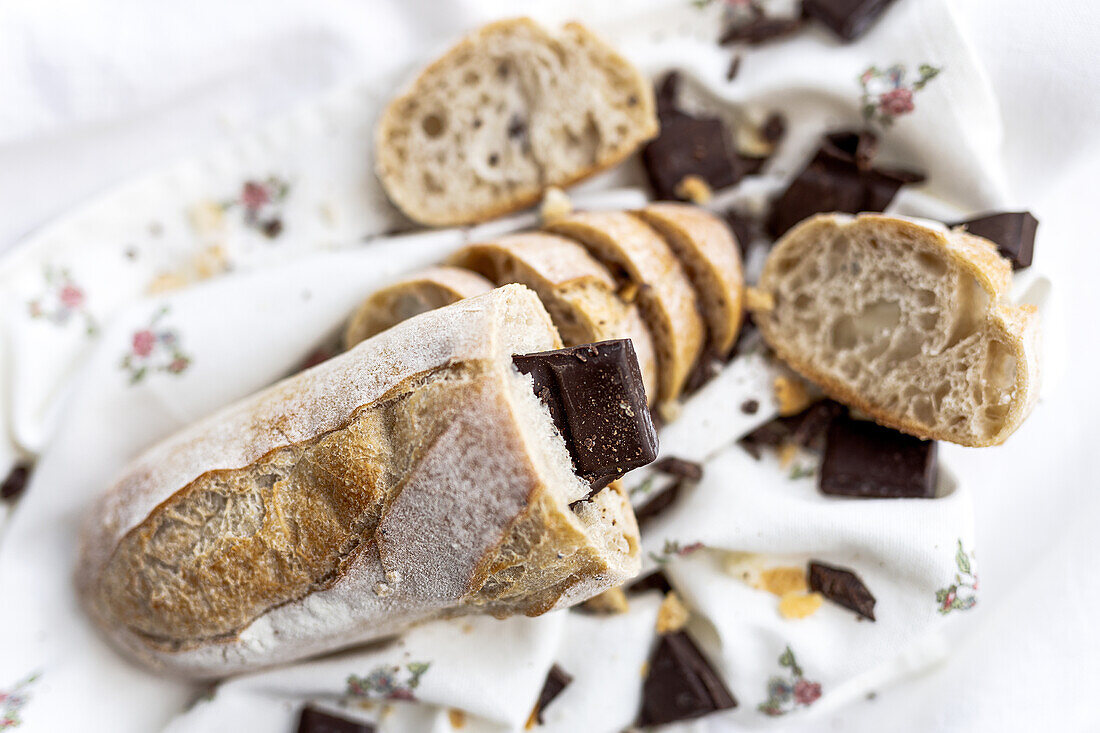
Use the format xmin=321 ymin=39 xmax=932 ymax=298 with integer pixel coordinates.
xmin=374 ymin=18 xmax=658 ymax=226
xmin=77 ymin=285 xmax=641 ymax=677
xmin=754 ymin=214 xmax=1039 ymax=446
xmin=448 ymin=233 xmax=659 ymax=402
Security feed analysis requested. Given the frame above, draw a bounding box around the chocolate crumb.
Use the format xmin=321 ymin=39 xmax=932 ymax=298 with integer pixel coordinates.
xmin=1 ymin=463 xmax=30 ymax=501
xmin=629 ymin=571 xmax=673 ymax=595
xmin=633 ymin=480 xmax=685 ymax=526
xmin=741 ymin=399 xmax=760 ymax=415
xmin=488 ymin=153 xmax=499 ymax=167
xmin=652 ymin=457 xmax=704 ymax=482
xmin=261 ymin=219 xmax=283 ymax=239
xmin=726 ymin=55 xmax=742 ymax=82
xmin=762 ymin=113 xmax=787 ymax=144
xmin=720 ymin=14 xmax=803 ymax=46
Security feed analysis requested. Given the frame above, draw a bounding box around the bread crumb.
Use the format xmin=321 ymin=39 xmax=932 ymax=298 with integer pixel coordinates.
xmin=773 ymin=375 xmax=812 ymax=416
xmin=736 ymin=120 xmax=777 ymax=159
xmin=540 ymin=187 xmax=573 ymax=222
xmin=777 ymin=443 xmax=798 ymax=468
xmin=674 ymin=175 xmax=712 ymax=204
xmin=657 ymin=400 xmax=682 ymax=423
xmin=583 ymin=587 xmax=630 ymax=615
xmin=778 ymin=591 xmax=823 ymax=619
xmin=618 ymin=281 xmax=640 ymax=304
xmin=188 ymin=200 xmax=225 ymax=236
xmin=145 ymin=272 xmax=189 ymax=295
xmin=760 ymin=566 xmax=808 ymax=597
xmin=448 ymin=709 xmax=466 ymax=728
xmin=744 ymin=286 xmax=775 ymax=313
xmin=656 ymin=591 xmax=690 ymax=633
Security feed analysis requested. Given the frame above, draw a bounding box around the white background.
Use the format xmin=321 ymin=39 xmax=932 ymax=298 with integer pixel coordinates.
xmin=1 ymin=1 xmax=1098 ymax=730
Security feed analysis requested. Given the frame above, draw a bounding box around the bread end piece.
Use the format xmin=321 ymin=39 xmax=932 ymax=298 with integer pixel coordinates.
xmin=756 ymin=213 xmax=1039 ymax=446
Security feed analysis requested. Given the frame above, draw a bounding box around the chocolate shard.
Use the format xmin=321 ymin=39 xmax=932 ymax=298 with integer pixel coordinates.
xmin=643 ymin=115 xmax=743 ymax=201
xmin=766 ymin=130 xmax=924 ymax=238
xmin=513 ymin=340 xmax=659 ymax=491
xmin=652 ymin=457 xmax=704 ymax=482
xmin=808 ymin=561 xmax=877 ymax=620
xmin=638 ymin=631 xmax=737 ymax=726
xmin=802 ymin=0 xmax=897 ymax=41
xmin=0 ymin=463 xmax=30 ymax=501
xmin=720 ymin=15 xmax=804 ymax=46
xmin=819 ymin=416 xmax=937 ymax=498
xmin=629 ymin=570 xmax=674 ymax=595
xmin=951 ymin=211 xmax=1038 ymax=269
xmin=633 ymin=480 xmax=685 ymax=526
xmin=532 ymin=664 xmax=573 ymax=724
xmin=297 ymin=706 xmax=375 ymax=733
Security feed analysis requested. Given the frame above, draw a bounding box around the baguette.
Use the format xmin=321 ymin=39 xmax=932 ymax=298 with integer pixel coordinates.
xmin=755 ymin=214 xmax=1039 ymax=446
xmin=374 ymin=18 xmax=658 ymax=226
xmin=77 ymin=286 xmax=641 ymax=677
xmin=343 ymin=266 xmax=493 ymax=348
xmin=448 ymin=233 xmax=659 ymax=402
xmin=545 ymin=211 xmax=705 ymax=402
xmin=632 ymin=203 xmax=745 ymax=355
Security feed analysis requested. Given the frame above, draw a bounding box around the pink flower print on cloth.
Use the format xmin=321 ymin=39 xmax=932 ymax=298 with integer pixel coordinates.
xmin=859 ymin=63 xmax=941 ymax=127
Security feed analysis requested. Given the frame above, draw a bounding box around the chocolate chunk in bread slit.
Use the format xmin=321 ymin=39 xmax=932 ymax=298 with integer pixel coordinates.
xmin=513 ymin=339 xmax=658 ymax=493
xmin=950 ymin=211 xmax=1038 ymax=269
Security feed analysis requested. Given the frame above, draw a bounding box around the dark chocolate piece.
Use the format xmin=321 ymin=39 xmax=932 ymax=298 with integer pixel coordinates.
xmin=951 ymin=211 xmax=1038 ymax=269
xmin=260 ymin=218 xmax=283 ymax=238
xmin=766 ymin=130 xmax=925 ymax=238
xmin=532 ymin=664 xmax=573 ymax=724
xmin=633 ymin=480 xmax=684 ymax=526
xmin=513 ymin=340 xmax=658 ymax=490
xmin=819 ymin=416 xmax=937 ymax=498
xmin=297 ymin=706 xmax=375 ymax=733
xmin=825 ymin=129 xmax=878 ymax=171
xmin=722 ymin=210 xmax=757 ymax=256
xmin=802 ymin=0 xmax=897 ymax=42
xmin=629 ymin=571 xmax=673 ymax=595
xmin=726 ymin=54 xmax=742 ymax=82
xmin=720 ymin=15 xmax=804 ymax=46
xmin=642 ymin=114 xmax=743 ymax=201
xmin=652 ymin=457 xmax=704 ymax=482
xmin=808 ymin=561 xmax=877 ymax=620
xmin=1 ymin=463 xmax=30 ymax=501
xmin=740 ymin=399 xmax=760 ymax=415
xmin=655 ymin=72 xmax=682 ymax=117
xmin=762 ymin=113 xmax=787 ymax=144
xmin=638 ymin=631 xmax=737 ymax=726
xmin=785 ymin=400 xmax=846 ymax=449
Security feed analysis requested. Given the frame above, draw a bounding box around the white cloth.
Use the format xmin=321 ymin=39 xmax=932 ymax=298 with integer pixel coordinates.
xmin=0 ymin=0 xmax=1097 ymax=731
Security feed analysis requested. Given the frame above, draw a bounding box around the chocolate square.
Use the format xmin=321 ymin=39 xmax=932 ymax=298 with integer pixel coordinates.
xmin=643 ymin=114 xmax=743 ymax=201
xmin=951 ymin=211 xmax=1038 ymax=269
xmin=802 ymin=0 xmax=897 ymax=42
xmin=809 ymin=561 xmax=877 ymax=620
xmin=819 ymin=416 xmax=937 ymax=498
xmin=297 ymin=706 xmax=374 ymax=733
xmin=513 ymin=340 xmax=659 ymax=491
xmin=638 ymin=631 xmax=737 ymax=726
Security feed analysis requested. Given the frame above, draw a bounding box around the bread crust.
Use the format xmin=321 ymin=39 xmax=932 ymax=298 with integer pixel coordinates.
xmin=756 ymin=214 xmax=1039 ymax=446
xmin=77 ymin=286 xmax=641 ymax=677
xmin=343 ymin=266 xmax=494 ymax=348
xmin=545 ymin=211 xmax=705 ymax=402
xmin=632 ymin=203 xmax=745 ymax=355
xmin=374 ymin=18 xmax=658 ymax=227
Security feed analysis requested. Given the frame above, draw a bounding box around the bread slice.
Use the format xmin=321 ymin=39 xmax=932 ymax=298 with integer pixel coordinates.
xmin=545 ymin=211 xmax=705 ymax=402
xmin=632 ymin=203 xmax=745 ymax=355
xmin=755 ymin=214 xmax=1039 ymax=446
xmin=375 ymin=18 xmax=658 ymax=227
xmin=448 ymin=233 xmax=659 ymax=402
xmin=78 ymin=286 xmax=641 ymax=676
xmin=344 ymin=266 xmax=494 ymax=348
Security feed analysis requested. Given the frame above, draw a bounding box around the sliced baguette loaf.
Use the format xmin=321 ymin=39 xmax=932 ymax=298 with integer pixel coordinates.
xmin=755 ymin=214 xmax=1039 ymax=446
xmin=632 ymin=203 xmax=745 ymax=355
xmin=344 ymin=266 xmax=494 ymax=348
xmin=545 ymin=211 xmax=705 ymax=402
xmin=375 ymin=18 xmax=658 ymax=226
xmin=448 ymin=233 xmax=659 ymax=402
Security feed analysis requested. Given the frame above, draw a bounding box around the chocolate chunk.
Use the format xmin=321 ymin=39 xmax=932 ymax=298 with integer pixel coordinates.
xmin=951 ymin=211 xmax=1038 ymax=269
xmin=629 ymin=571 xmax=673 ymax=595
xmin=808 ymin=561 xmax=877 ymax=620
xmin=297 ymin=706 xmax=375 ymax=733
xmin=532 ymin=664 xmax=573 ymax=724
xmin=513 ymin=340 xmax=659 ymax=490
xmin=761 ymin=113 xmax=787 ymax=144
xmin=802 ymin=0 xmax=897 ymax=42
xmin=652 ymin=457 xmax=704 ymax=482
xmin=633 ymin=480 xmax=684 ymax=526
xmin=655 ymin=72 xmax=682 ymax=117
xmin=638 ymin=631 xmax=737 ymax=726
xmin=643 ymin=114 xmax=742 ymax=201
xmin=785 ymin=399 xmax=846 ymax=449
xmin=741 ymin=399 xmax=760 ymax=415
xmin=820 ymin=416 xmax=937 ymax=498
xmin=726 ymin=55 xmax=742 ymax=81
xmin=720 ymin=15 xmax=804 ymax=46
xmin=1 ymin=463 xmax=30 ymax=501
xmin=766 ymin=130 xmax=924 ymax=238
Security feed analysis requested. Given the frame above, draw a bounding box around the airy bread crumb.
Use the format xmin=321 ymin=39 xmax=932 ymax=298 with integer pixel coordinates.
xmin=674 ymin=175 xmax=713 ymax=204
